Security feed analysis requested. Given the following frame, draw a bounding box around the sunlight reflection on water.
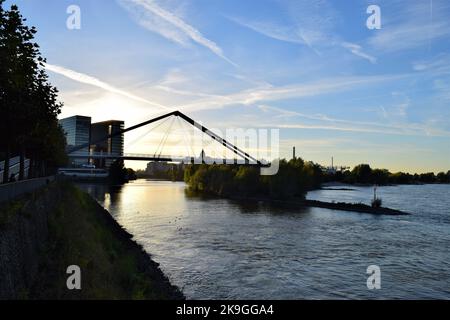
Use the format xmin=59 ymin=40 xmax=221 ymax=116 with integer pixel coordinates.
xmin=79 ymin=180 xmax=450 ymax=299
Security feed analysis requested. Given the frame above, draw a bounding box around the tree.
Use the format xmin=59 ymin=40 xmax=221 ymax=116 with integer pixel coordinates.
xmin=0 ymin=0 xmax=9 ymax=181
xmin=0 ymin=2 xmax=66 ymax=182
xmin=108 ymin=160 xmax=128 ymax=184
xmin=419 ymin=172 xmax=436 ymax=184
xmin=372 ymin=169 xmax=390 ymax=185
xmin=234 ymin=166 xmax=259 ymax=196
xmin=185 ymin=158 xmax=324 ymax=200
xmin=389 ymin=172 xmax=412 ymax=184
xmin=351 ymin=164 xmax=373 ymax=184
xmin=437 ymin=172 xmax=449 ymax=184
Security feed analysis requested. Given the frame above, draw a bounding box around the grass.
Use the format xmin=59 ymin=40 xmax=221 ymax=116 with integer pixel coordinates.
xmin=0 ymin=199 xmax=25 ymax=227
xmin=27 ymin=181 xmax=183 ymax=300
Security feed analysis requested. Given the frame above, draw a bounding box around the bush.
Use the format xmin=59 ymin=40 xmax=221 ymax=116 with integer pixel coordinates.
xmin=184 ymin=158 xmax=324 ymax=200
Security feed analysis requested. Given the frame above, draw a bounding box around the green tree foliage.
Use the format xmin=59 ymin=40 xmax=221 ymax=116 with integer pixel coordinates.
xmin=184 ymin=158 xmax=323 ymax=200
xmin=371 ymin=168 xmax=390 ymax=185
xmin=140 ymin=163 xmax=185 ymax=181
xmin=419 ymin=172 xmax=436 ymax=184
xmin=325 ymin=165 xmax=449 ymax=185
xmin=350 ymin=164 xmax=373 ymax=184
xmin=186 ymin=159 xmax=449 ymax=200
xmin=436 ymin=172 xmax=448 ymax=183
xmin=109 ymin=160 xmax=128 ymax=184
xmin=0 ymin=1 xmax=67 ymax=182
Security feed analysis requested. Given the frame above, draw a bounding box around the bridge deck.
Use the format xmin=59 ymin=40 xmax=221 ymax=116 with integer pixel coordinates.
xmin=68 ymin=153 xmax=267 ymax=166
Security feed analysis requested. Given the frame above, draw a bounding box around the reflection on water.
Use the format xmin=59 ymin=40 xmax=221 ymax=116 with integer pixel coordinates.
xmin=78 ymin=180 xmax=450 ymax=299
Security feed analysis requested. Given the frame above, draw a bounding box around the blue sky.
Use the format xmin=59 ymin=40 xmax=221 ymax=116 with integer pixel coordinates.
xmin=6 ymin=0 xmax=450 ymax=172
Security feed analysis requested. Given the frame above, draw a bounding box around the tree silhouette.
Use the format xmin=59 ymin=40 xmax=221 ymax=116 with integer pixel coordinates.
xmin=0 ymin=1 xmax=66 ymax=182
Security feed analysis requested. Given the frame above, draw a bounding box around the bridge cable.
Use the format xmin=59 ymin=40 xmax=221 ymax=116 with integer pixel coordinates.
xmin=176 ymin=117 xmax=191 ymax=158
xmin=154 ymin=116 xmax=175 ymax=159
xmin=175 ymin=112 xmax=254 ymax=163
xmin=126 ymin=116 xmax=171 ymax=149
xmin=175 ymin=116 xmax=195 ymax=159
xmin=157 ymin=116 xmax=176 ymax=159
xmin=153 ymin=117 xmax=170 ymax=158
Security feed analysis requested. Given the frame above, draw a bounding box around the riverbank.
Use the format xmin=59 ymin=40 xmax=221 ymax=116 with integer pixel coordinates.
xmin=0 ymin=181 xmax=184 ymax=300
xmin=187 ymin=190 xmax=410 ymax=216
xmin=304 ymin=199 xmax=409 ymax=215
xmin=80 ymin=181 xmax=450 ymax=299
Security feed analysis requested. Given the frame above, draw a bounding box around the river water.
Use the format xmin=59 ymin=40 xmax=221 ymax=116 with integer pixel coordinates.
xmin=78 ymin=180 xmax=450 ymax=299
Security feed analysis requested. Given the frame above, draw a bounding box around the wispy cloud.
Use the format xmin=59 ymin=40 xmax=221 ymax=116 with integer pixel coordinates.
xmin=228 ymin=1 xmax=376 ymax=63
xmin=119 ymin=0 xmax=236 ymax=66
xmin=411 ymin=54 xmax=450 ymax=102
xmin=369 ymin=21 xmax=450 ymax=53
xmin=341 ymin=42 xmax=377 ymax=64
xmin=368 ymin=0 xmax=450 ymax=53
xmin=179 ymin=73 xmax=407 ymax=112
xmin=253 ymin=105 xmax=450 ymax=137
xmin=215 ymin=106 xmax=450 ymax=137
xmin=413 ymin=54 xmax=450 ymax=74
xmin=226 ymin=15 xmax=323 ymax=55
xmin=151 ymin=68 xmax=225 ymax=98
xmin=228 ymin=16 xmax=305 ymax=45
xmin=45 ymin=63 xmax=170 ymax=111
xmin=256 ymin=104 xmax=439 ymax=137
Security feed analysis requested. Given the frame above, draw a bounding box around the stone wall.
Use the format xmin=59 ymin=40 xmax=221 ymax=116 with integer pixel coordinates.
xmin=0 ymin=186 xmax=54 ymax=299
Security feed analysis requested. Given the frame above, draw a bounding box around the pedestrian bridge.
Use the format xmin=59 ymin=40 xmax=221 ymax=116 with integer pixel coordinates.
xmin=67 ymin=110 xmax=269 ymax=167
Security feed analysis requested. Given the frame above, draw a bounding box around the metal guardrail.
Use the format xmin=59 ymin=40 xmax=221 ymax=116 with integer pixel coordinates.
xmin=68 ymin=152 xmax=267 ymax=165
xmin=0 ymin=176 xmax=55 ymax=203
xmin=0 ymin=157 xmax=31 ymax=184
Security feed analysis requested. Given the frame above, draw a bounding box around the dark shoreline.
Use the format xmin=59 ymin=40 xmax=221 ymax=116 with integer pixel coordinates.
xmin=303 ymin=199 xmax=409 ymax=216
xmin=0 ymin=181 xmax=185 ymax=300
xmin=188 ymin=191 xmax=410 ymax=216
xmin=87 ymin=189 xmax=185 ymax=300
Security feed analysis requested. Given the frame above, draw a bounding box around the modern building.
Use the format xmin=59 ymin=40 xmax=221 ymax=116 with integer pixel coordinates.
xmin=59 ymin=116 xmax=125 ymax=168
xmin=90 ymin=120 xmax=125 ymax=168
xmin=59 ymin=115 xmax=92 ymax=166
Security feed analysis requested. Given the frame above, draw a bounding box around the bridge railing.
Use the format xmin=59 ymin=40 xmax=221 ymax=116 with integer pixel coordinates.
xmin=68 ymin=152 xmax=268 ymax=166
xmin=0 ymin=157 xmax=31 ymax=184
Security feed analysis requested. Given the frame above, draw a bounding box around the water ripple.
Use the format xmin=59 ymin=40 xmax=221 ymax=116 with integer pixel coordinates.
xmin=79 ymin=181 xmax=450 ymax=299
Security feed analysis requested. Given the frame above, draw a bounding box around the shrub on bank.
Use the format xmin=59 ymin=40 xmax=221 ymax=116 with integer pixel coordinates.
xmin=184 ymin=158 xmax=323 ymax=200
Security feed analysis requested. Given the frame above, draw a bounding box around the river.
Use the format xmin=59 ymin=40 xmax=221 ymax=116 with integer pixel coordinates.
xmin=78 ymin=180 xmax=450 ymax=299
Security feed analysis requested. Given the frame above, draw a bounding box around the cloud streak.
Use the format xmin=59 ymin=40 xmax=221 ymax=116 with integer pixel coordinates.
xmin=258 ymin=105 xmax=444 ymax=137
xmin=341 ymin=42 xmax=377 ymax=64
xmin=120 ymin=0 xmax=236 ymax=66
xmin=227 ymin=15 xmax=322 ymax=55
xmin=219 ymin=103 xmax=450 ymax=137
xmin=179 ymin=74 xmax=407 ymax=112
xmin=368 ymin=0 xmax=450 ymax=53
xmin=45 ymin=63 xmax=170 ymax=111
xmin=228 ymin=1 xmax=376 ymax=62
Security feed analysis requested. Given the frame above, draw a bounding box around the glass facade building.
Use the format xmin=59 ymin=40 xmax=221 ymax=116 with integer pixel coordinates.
xmin=59 ymin=116 xmax=124 ymax=168
xmin=59 ymin=115 xmax=92 ymax=165
xmin=90 ymin=120 xmax=125 ymax=168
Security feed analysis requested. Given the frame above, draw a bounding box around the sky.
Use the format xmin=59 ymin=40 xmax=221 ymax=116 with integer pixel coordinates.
xmin=5 ymin=0 xmax=450 ymax=172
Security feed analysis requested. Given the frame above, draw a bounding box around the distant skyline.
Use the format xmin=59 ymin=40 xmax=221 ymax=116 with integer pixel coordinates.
xmin=7 ymin=0 xmax=450 ymax=172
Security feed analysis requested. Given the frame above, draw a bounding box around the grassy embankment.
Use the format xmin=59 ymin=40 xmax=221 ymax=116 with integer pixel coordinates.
xmin=0 ymin=181 xmax=184 ymax=300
